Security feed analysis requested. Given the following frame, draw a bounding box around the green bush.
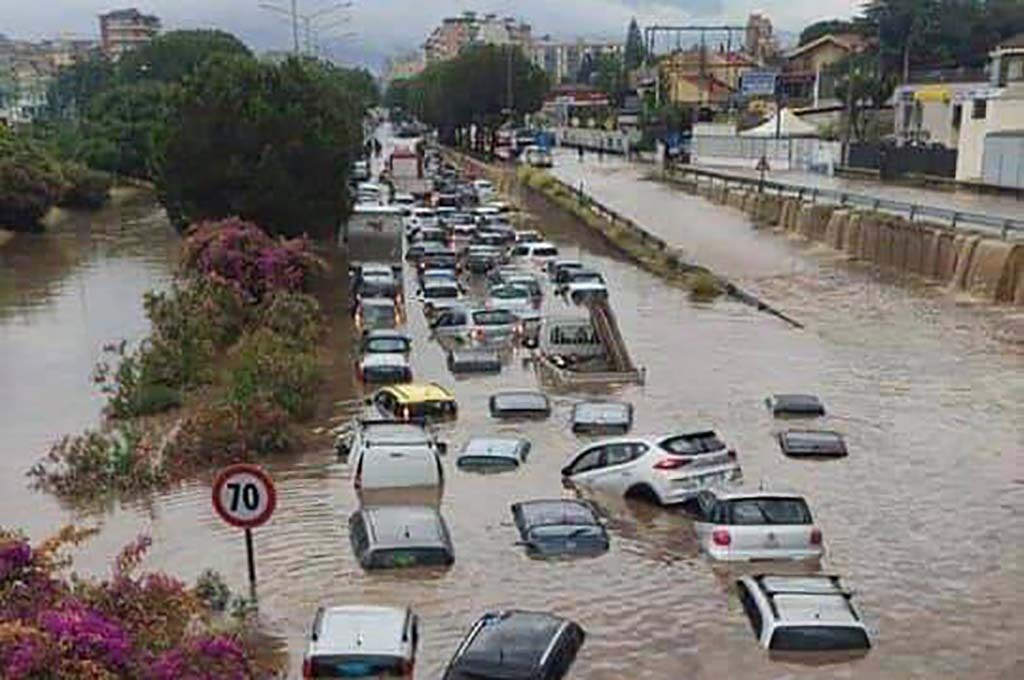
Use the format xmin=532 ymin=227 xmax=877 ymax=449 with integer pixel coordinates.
xmin=58 ymin=162 xmax=112 ymax=209
xmin=0 ymin=158 xmax=61 ymax=230
xmin=29 ymin=427 xmax=165 ymax=499
xmin=256 ymin=291 xmax=323 ymax=351
xmin=228 ymin=328 xmax=320 ymax=420
xmin=171 ymin=400 xmax=294 ymax=464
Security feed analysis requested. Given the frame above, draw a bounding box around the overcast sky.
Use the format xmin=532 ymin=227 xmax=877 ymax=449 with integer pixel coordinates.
xmin=0 ymin=1 xmax=864 ymax=69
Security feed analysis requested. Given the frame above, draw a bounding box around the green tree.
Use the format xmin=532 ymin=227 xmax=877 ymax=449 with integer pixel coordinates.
xmin=159 ymin=55 xmax=366 ymax=238
xmin=402 ymin=45 xmax=548 ymax=150
xmin=579 ymin=52 xmax=627 ymax=106
xmin=624 ymin=18 xmax=646 ymax=71
xmin=117 ymin=30 xmax=252 ymax=84
xmin=799 ymin=19 xmax=871 ymax=46
xmin=47 ymin=54 xmax=115 ymax=120
xmin=834 ymin=52 xmax=896 ymax=142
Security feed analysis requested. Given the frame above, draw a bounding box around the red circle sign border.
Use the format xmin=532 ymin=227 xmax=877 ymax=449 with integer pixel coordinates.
xmin=211 ymin=463 xmax=277 ymax=529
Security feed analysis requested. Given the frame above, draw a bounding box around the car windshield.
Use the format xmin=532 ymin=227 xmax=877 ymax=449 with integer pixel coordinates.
xmin=370 ymin=547 xmax=450 ymax=568
xmin=425 ymin=286 xmax=459 ymax=299
xmin=660 ymin=431 xmax=725 ymax=455
xmin=407 ymin=400 xmax=456 ymax=419
xmin=571 ymin=272 xmax=604 ymax=284
xmin=770 ymin=626 xmax=870 ymax=652
xmin=530 ymin=525 xmax=604 ymax=541
xmin=309 ymin=655 xmax=405 ymax=678
xmin=726 ymin=498 xmax=812 ymax=525
xmin=473 ymin=310 xmax=516 ymax=326
xmin=533 ymin=246 xmax=558 ymax=257
xmin=490 ymin=287 xmax=528 ymax=300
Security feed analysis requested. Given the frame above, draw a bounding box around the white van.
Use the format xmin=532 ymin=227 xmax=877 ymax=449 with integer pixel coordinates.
xmin=346 ymin=421 xmax=445 ymax=491
xmin=538 ymin=316 xmax=604 ymax=359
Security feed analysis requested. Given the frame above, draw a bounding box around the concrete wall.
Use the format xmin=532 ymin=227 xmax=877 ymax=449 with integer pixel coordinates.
xmin=685 ymin=181 xmax=1024 ymax=305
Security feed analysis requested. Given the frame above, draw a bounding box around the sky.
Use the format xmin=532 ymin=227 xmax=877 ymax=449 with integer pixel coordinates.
xmin=0 ymin=1 xmax=864 ymax=70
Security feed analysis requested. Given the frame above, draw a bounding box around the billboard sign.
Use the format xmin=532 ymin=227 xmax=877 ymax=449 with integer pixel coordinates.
xmin=741 ymin=71 xmax=778 ymax=97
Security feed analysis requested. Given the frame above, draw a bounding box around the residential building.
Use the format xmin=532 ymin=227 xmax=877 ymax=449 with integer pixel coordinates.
xmin=745 ymin=13 xmax=776 ymax=64
xmin=955 ymin=33 xmax=1024 ymax=187
xmin=658 ymin=48 xmax=755 ymax=93
xmin=530 ymin=38 xmax=623 ymax=85
xmin=99 ymin=8 xmax=160 ymax=60
xmin=666 ymin=74 xmax=734 ymax=107
xmin=0 ymin=36 xmax=97 ymax=124
xmin=781 ymin=33 xmax=870 ymax=107
xmin=423 ymin=12 xmax=531 ymax=64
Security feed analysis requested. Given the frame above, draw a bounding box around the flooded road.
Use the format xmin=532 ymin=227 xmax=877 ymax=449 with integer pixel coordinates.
xmin=1 ymin=174 xmax=1022 ymax=678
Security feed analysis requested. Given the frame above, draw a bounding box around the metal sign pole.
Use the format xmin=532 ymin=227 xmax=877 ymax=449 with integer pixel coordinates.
xmin=245 ymin=528 xmax=257 ymax=588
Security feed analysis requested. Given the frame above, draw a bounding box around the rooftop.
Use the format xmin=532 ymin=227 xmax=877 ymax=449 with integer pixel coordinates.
xmin=312 ymin=606 xmax=408 ymax=656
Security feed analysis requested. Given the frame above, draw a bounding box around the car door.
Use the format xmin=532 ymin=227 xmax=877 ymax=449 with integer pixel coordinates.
xmin=562 ymin=446 xmax=608 ymax=489
xmin=596 ymin=443 xmax=648 ymax=495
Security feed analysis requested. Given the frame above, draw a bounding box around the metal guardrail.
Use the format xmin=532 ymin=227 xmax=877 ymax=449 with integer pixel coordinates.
xmin=667 ymin=165 xmax=1024 ymax=240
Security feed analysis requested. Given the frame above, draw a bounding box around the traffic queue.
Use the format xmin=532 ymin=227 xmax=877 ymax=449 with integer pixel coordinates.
xmin=303 ymin=142 xmax=866 ymax=679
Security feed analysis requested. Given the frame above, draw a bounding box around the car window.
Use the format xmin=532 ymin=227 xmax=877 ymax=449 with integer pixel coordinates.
xmin=660 ymin=431 xmax=726 ymax=455
xmin=473 ymin=310 xmax=516 ymax=326
xmin=605 ymin=443 xmax=646 ymax=466
xmin=569 ymin=447 xmax=605 ymax=475
xmin=769 ymin=626 xmax=870 ymax=652
xmin=728 ymin=499 xmax=813 ymax=526
xmin=512 ymin=245 xmax=529 ymax=256
xmin=534 ymin=246 xmax=558 ymax=257
xmin=738 ymin=582 xmax=763 ymax=638
xmin=309 ymin=654 xmax=405 ymax=677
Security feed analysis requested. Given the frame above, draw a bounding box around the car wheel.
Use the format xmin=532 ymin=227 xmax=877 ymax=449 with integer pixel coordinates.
xmin=625 ymin=484 xmax=660 ymax=505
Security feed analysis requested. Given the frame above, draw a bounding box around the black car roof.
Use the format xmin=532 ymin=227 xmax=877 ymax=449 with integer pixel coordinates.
xmin=452 ymin=611 xmax=575 ymax=677
xmin=513 ymin=500 xmax=599 ymax=530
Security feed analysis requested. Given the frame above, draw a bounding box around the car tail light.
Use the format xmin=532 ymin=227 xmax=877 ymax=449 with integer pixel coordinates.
xmin=712 ymin=528 xmax=731 ymax=546
xmin=727 ymin=449 xmax=737 ymax=460
xmin=810 ymin=528 xmax=823 ymax=545
xmin=653 ymin=457 xmax=690 ymax=470
xmin=400 ymin=659 xmax=414 ymax=676
xmin=471 ymin=328 xmax=484 ymax=341
xmin=302 ymin=658 xmax=313 ymax=678
xmin=401 ymin=406 xmax=410 ymax=421
xmin=355 ymin=365 xmax=364 ymax=382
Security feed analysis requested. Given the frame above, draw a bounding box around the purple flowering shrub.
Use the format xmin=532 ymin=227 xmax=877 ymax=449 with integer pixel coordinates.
xmin=181 ymin=218 xmax=326 ymax=302
xmin=0 ymin=529 xmax=262 ymax=679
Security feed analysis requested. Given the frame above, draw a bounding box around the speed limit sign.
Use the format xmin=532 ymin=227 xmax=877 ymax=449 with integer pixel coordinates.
xmin=212 ymin=463 xmax=276 ymax=588
xmin=212 ymin=463 xmax=277 ymax=528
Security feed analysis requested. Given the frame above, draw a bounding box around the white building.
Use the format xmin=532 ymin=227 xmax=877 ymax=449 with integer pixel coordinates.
xmin=530 ymin=38 xmax=623 ymax=85
xmin=955 ymin=33 xmax=1024 ymax=187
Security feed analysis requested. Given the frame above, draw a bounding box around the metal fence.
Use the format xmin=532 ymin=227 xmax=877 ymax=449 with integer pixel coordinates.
xmin=668 ymin=165 xmax=1024 ymax=239
xmin=848 ymin=143 xmax=958 ymax=179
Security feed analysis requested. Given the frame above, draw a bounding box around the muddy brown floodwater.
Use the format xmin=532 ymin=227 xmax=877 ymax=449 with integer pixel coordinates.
xmin=1 ymin=176 xmax=1022 ymax=679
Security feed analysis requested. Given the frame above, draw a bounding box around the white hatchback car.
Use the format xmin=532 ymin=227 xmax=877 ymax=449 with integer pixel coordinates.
xmin=736 ymin=575 xmax=871 ymax=653
xmin=561 ymin=430 xmax=741 ymax=505
xmin=342 ymin=421 xmax=446 ymax=492
xmin=691 ymin=489 xmax=823 ymax=562
xmin=303 ymin=605 xmax=418 ymax=678
xmin=511 ymin=241 xmax=560 ymax=269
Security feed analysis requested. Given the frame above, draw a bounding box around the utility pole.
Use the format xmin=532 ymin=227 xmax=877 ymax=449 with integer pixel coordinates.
xmin=291 ymin=0 xmax=300 ymax=54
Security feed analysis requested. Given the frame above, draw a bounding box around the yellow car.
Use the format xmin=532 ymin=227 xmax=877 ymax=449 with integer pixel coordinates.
xmin=369 ymin=383 xmax=458 ymax=422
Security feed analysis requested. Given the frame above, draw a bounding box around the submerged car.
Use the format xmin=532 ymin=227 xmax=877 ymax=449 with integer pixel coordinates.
xmin=457 ymin=437 xmax=531 ymax=472
xmin=354 ymin=297 xmax=401 ymax=332
xmin=691 ymin=489 xmax=823 ymax=562
xmin=369 ymin=383 xmax=458 ymax=422
xmin=736 ymin=574 xmax=871 ymax=653
xmin=303 ymin=605 xmax=418 ymax=678
xmin=561 ymin=430 xmax=742 ymax=505
xmin=349 ymin=505 xmax=454 ymax=570
xmin=511 ymin=499 xmax=609 ymax=558
xmin=489 ymin=391 xmax=551 ymax=419
xmin=571 ymin=402 xmax=633 ymax=434
xmin=447 ymin=349 xmax=502 ymax=375
xmin=443 ymin=610 xmax=584 ymax=680
xmin=357 ymin=352 xmax=412 ymax=385
xmin=486 ymin=284 xmax=540 ymax=321
xmin=766 ymin=394 xmax=826 ymax=417
xmin=347 ymin=421 xmax=444 ymax=492
xmin=777 ymin=430 xmax=848 ymax=458
xmin=360 ymin=329 xmax=412 ymax=355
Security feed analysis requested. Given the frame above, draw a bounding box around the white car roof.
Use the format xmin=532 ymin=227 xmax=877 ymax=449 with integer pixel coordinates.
xmin=566 ymin=281 xmax=608 ymax=292
xmin=312 ymin=605 xmax=408 ymax=656
xmin=773 ymin=594 xmax=859 ymax=625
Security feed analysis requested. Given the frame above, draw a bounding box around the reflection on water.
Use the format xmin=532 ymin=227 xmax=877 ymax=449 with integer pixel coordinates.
xmin=0 ymin=187 xmax=1022 ymax=679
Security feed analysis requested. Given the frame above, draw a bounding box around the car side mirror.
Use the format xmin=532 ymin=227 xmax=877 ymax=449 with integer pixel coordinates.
xmin=436 ymin=441 xmax=448 ymax=456
xmin=364 ymin=397 xmax=373 ymax=406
